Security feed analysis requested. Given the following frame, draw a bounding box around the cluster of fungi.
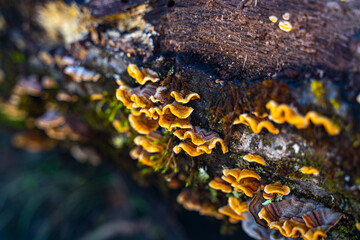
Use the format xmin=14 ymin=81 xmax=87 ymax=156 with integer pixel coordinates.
xmin=113 ymin=64 xmax=344 ymax=240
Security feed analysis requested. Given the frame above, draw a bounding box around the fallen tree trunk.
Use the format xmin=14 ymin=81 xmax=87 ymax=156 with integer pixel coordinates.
xmin=0 ymin=0 xmax=359 ymax=239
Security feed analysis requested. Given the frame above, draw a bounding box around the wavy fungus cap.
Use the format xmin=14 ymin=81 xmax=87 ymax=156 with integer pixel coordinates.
xmin=243 ymin=154 xmax=266 ymax=166
xmin=209 ymin=177 xmax=232 ymax=193
xmin=264 ymin=182 xmax=291 ymax=197
xmin=233 ymin=113 xmax=279 ymax=134
xmin=300 ymin=167 xmax=320 ymax=176
xmin=127 ymin=64 xmax=160 ymax=85
xmin=170 ymin=90 xmax=200 ymax=104
xmin=258 ymin=195 xmax=343 ymax=240
xmin=128 ymin=112 xmax=159 ymax=134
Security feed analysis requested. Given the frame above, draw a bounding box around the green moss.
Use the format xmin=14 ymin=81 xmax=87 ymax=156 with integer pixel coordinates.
xmin=311 ymin=80 xmax=325 ymax=100
xmin=330 ymin=98 xmax=340 ymax=110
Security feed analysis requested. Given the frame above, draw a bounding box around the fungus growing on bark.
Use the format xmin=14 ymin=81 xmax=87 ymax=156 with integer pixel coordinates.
xmin=37 ymin=1 xmax=91 ymax=44
xmin=130 ymin=146 xmax=154 ymax=167
xmin=162 ymin=102 xmax=193 ymax=119
xmin=16 ymin=75 xmax=43 ymax=96
xmin=133 ymin=132 xmax=166 ymax=153
xmin=177 ymin=190 xmax=223 ymax=219
xmin=128 ymin=112 xmax=159 ymax=134
xmin=127 ymin=64 xmax=160 ymax=85
xmin=64 ymin=66 xmax=100 ymax=82
xmin=209 ymin=177 xmax=232 ymax=193
xmin=233 ymin=113 xmax=279 ymax=134
xmin=243 ymin=154 xmax=266 ymax=166
xmin=158 ymin=112 xmax=192 ymax=131
xmin=35 ymin=110 xmax=65 ymax=129
xmin=258 ymin=196 xmax=343 ymax=240
xmin=173 ymin=141 xmax=205 ymax=157
xmin=173 ymin=127 xmax=227 ymax=156
xmin=300 ymin=167 xmax=320 ymax=176
xmin=266 ymin=100 xmax=340 ymax=135
xmin=269 ymin=16 xmax=278 ymax=23
xmin=149 ymin=86 xmax=167 ymax=103
xmin=116 ymin=85 xmax=134 ymax=109
xmin=263 ymin=182 xmax=291 ymax=199
xmin=12 ymin=131 xmax=56 ymax=153
xmin=170 ymin=90 xmax=200 ymax=104
xmin=218 ymin=197 xmax=248 ymax=224
xmin=221 ymin=169 xmax=260 ymax=197
xmin=278 ymin=20 xmax=292 ymax=32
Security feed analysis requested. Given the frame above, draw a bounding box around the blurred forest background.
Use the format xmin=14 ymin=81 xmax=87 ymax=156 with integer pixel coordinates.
xmin=0 ymin=125 xmax=251 ymax=240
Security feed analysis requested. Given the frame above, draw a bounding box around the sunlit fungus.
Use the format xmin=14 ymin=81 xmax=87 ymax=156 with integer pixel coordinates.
xmin=209 ymin=177 xmax=232 ymax=193
xmin=233 ymin=113 xmax=279 ymax=134
xmin=170 ymin=90 xmax=200 ymax=104
xmin=300 ymin=167 xmax=320 ymax=176
xmin=127 ymin=64 xmax=160 ymax=85
xmin=266 ymin=100 xmax=340 ymax=135
xmin=243 ymin=154 xmax=266 ymax=166
xmin=128 ymin=112 xmax=159 ymax=134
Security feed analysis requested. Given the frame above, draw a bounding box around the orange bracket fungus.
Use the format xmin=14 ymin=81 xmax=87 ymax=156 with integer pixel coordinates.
xmin=208 ymin=177 xmax=232 ymax=193
xmin=177 ymin=190 xmax=223 ymax=219
xmin=221 ymin=168 xmax=260 ymax=197
xmin=170 ymin=90 xmax=200 ymax=104
xmin=263 ymin=182 xmax=291 ymax=199
xmin=233 ymin=113 xmax=279 ymax=134
xmin=173 ymin=127 xmax=227 ymax=157
xmin=243 ymin=154 xmax=266 ymax=165
xmin=218 ymin=197 xmax=248 ymax=224
xmin=128 ymin=112 xmax=159 ymax=134
xmin=266 ymin=100 xmax=340 ymax=135
xmin=127 ymin=64 xmax=160 ymax=85
xmin=300 ymin=167 xmax=320 ymax=176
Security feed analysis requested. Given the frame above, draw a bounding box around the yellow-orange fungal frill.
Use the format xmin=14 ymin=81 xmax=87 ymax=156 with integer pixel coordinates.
xmin=162 ymin=102 xmax=193 ymax=119
xmin=149 ymin=86 xmax=167 ymax=103
xmin=243 ymin=154 xmax=266 ymax=165
xmin=89 ymin=93 xmax=103 ymax=101
xmin=228 ymin=197 xmax=249 ymax=216
xmin=128 ymin=64 xmax=159 ymax=85
xmin=173 ymin=141 xmax=205 ymax=157
xmin=221 ymin=169 xmax=260 ymax=197
xmin=170 ymin=90 xmax=200 ymax=104
xmin=116 ymin=86 xmax=133 ymax=109
xmin=208 ymin=177 xmax=232 ymax=193
xmin=305 ymin=111 xmax=340 ymax=136
xmin=264 ymin=182 xmax=290 ymax=197
xmin=130 ymin=147 xmax=154 ymax=167
xmin=356 ymin=222 xmax=360 ymax=231
xmin=233 ymin=113 xmax=279 ymax=134
xmin=128 ymin=113 xmax=159 ymax=134
xmin=158 ymin=112 xmax=192 ymax=131
xmin=266 ymin=100 xmax=340 ymax=135
xmin=218 ymin=205 xmax=246 ymax=224
xmin=133 ymin=132 xmax=165 ymax=153
xmin=279 ymin=20 xmax=292 ymax=32
xmin=173 ymin=127 xmax=228 ymax=154
xmin=177 ymin=190 xmax=223 ymax=219
xmin=300 ymin=167 xmax=319 ymax=176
